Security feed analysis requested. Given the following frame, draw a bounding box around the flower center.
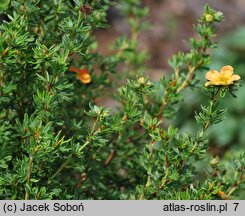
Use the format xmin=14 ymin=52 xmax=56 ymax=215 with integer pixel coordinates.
xmin=219 ymin=76 xmax=229 ymax=84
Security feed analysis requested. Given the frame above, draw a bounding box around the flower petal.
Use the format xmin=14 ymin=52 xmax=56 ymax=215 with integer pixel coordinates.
xmin=222 ymin=81 xmax=233 ymax=85
xmin=230 ymin=74 xmax=241 ymax=82
xmin=78 ymin=74 xmax=91 ymax=84
xmin=77 ymin=68 xmax=90 ymax=75
xmin=220 ymin=65 xmax=233 ymax=78
xmin=69 ymin=67 xmax=80 ymax=73
xmin=205 ymin=81 xmax=212 ymax=87
xmin=69 ymin=67 xmax=89 ymax=75
xmin=205 ymin=70 xmax=220 ymax=81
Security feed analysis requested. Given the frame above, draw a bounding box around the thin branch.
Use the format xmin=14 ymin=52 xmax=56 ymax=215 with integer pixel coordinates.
xmin=139 ymin=140 xmax=155 ymax=200
xmin=76 ymin=173 xmax=87 ymax=189
xmin=104 ymin=150 xmax=116 ymax=167
xmin=159 ymin=153 xmax=169 ymax=189
xmin=25 ymin=155 xmax=33 ymax=200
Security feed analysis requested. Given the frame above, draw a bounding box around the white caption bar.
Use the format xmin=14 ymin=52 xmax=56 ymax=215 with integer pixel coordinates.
xmin=0 ymin=200 xmax=244 ymax=216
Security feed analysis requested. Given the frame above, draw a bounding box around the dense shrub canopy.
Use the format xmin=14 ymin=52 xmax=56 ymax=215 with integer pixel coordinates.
xmin=0 ymin=0 xmax=244 ymax=200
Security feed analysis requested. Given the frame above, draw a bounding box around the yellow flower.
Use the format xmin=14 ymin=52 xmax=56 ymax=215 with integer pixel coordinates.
xmin=205 ymin=65 xmax=240 ymax=87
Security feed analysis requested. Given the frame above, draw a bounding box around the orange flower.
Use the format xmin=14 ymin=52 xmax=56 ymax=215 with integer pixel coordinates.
xmin=205 ymin=65 xmax=240 ymax=87
xmin=69 ymin=67 xmax=91 ymax=84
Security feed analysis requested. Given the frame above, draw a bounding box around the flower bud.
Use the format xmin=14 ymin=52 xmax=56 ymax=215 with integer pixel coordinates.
xmin=138 ymin=77 xmax=145 ymax=84
xmin=205 ymin=14 xmax=214 ymax=22
xmin=210 ymin=156 xmax=219 ymax=166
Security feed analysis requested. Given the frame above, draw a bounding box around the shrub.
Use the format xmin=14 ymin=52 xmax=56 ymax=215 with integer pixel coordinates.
xmin=0 ymin=0 xmax=244 ymax=199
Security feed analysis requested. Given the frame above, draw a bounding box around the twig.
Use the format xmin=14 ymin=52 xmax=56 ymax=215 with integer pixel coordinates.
xmin=139 ymin=140 xmax=155 ymax=200
xmin=50 ymin=153 xmax=73 ymax=180
xmin=50 ymin=125 xmax=100 ymax=181
xmin=159 ymin=153 xmax=169 ymax=189
xmin=25 ymin=155 xmax=33 ymax=200
xmin=104 ymin=150 xmax=116 ymax=167
xmin=76 ymin=173 xmax=87 ymax=189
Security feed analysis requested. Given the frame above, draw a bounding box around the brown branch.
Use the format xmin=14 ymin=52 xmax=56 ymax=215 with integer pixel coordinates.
xmin=25 ymin=155 xmax=33 ymax=200
xmin=76 ymin=173 xmax=87 ymax=189
xmin=156 ymin=90 xmax=169 ymax=119
xmin=104 ymin=150 xmax=116 ymax=167
xmin=156 ymin=59 xmax=203 ymax=120
xmin=227 ymin=170 xmax=244 ymax=196
xmin=217 ymin=190 xmax=230 ymax=200
xmin=176 ymin=67 xmax=196 ymax=94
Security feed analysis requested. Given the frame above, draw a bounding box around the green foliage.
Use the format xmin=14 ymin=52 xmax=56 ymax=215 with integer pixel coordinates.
xmin=0 ymin=1 xmax=244 ymax=200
